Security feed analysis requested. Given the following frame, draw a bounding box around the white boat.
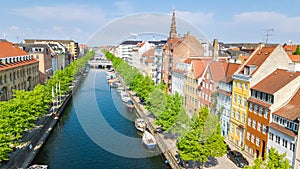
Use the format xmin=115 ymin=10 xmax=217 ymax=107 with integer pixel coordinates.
xmin=120 ymin=91 xmax=130 ymax=102
xmin=135 ymin=118 xmax=147 ymax=132
xmin=117 ymin=87 xmax=125 ymax=94
xmin=28 ymin=165 xmax=48 ymax=169
xmin=142 ymin=130 xmax=156 ymax=149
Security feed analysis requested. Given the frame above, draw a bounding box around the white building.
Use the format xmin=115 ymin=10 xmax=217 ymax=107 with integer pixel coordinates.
xmin=171 ymin=61 xmax=190 ymax=96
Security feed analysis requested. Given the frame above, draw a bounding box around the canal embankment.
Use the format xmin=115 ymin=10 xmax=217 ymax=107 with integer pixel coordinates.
xmin=1 ymin=73 xmax=86 ymax=169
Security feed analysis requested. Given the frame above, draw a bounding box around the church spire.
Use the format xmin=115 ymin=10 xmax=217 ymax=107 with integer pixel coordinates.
xmin=169 ymin=9 xmax=177 ymax=39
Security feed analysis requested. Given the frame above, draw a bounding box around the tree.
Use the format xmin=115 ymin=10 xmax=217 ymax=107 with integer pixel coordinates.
xmin=293 ymin=45 xmax=300 ymax=55
xmin=146 ymin=88 xmax=167 ymax=117
xmin=244 ymin=147 xmax=291 ymax=169
xmin=177 ymin=106 xmax=227 ymax=169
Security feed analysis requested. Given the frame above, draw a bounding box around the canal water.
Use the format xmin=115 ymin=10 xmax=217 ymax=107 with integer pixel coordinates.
xmin=32 ymin=69 xmax=170 ymax=169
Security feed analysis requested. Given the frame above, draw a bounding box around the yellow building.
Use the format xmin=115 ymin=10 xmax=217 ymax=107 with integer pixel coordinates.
xmin=0 ymin=41 xmax=39 ymax=101
xmin=229 ymin=44 xmax=291 ymax=148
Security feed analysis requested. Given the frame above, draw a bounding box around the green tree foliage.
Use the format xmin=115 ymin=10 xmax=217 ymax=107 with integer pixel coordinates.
xmin=155 ymin=93 xmax=187 ymax=131
xmin=0 ymin=51 xmax=94 ymax=163
xmin=177 ymin=106 xmax=227 ymax=169
xmin=245 ymin=147 xmax=291 ymax=169
xmin=293 ymin=45 xmax=300 ymax=55
xmin=146 ymin=88 xmax=167 ymax=117
xmin=104 ymin=50 xmax=189 ymax=134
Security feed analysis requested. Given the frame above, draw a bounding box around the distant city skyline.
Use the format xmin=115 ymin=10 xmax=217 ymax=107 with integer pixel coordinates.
xmin=1 ymin=0 xmax=300 ymax=45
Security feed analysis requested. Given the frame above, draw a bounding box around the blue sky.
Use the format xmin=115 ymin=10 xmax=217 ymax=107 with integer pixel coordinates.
xmin=1 ymin=0 xmax=300 ymax=45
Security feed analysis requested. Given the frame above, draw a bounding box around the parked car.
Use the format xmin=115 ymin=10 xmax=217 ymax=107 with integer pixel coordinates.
xmin=227 ymin=150 xmax=249 ymax=168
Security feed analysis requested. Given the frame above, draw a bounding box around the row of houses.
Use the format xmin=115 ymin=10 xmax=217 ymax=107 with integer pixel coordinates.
xmin=110 ymin=10 xmax=300 ymax=168
xmin=0 ymin=38 xmax=87 ymax=101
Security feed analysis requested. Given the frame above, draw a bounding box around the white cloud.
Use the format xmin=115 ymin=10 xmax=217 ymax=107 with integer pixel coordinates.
xmin=11 ymin=5 xmax=106 ymax=23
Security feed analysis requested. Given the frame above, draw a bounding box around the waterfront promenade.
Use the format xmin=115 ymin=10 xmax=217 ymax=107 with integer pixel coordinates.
xmin=0 ymin=75 xmax=84 ymax=169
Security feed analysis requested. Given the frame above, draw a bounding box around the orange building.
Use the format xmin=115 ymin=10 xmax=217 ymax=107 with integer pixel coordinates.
xmin=0 ymin=41 xmax=39 ymax=101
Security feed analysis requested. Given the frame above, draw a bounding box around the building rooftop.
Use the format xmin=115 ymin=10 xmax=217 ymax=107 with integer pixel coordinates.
xmin=251 ymin=69 xmax=300 ymax=94
xmin=0 ymin=42 xmax=28 ymax=58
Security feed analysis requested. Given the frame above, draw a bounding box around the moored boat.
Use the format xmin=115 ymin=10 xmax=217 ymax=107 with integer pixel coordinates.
xmin=120 ymin=91 xmax=130 ymax=102
xmin=126 ymin=99 xmax=135 ymax=109
xmin=28 ymin=164 xmax=48 ymax=169
xmin=135 ymin=118 xmax=147 ymax=132
xmin=142 ymin=130 xmax=156 ymax=149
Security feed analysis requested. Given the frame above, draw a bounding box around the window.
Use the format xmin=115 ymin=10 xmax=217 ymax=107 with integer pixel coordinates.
xmin=262 ymin=125 xmax=267 ymax=134
xmin=0 ymin=76 xmax=2 ymax=84
xmin=269 ymin=132 xmax=274 ymax=140
xmin=242 ymin=113 xmax=246 ymax=123
xmin=249 ymin=103 xmax=253 ymax=111
xmin=252 ymin=120 xmax=256 ymax=129
xmin=232 ymin=109 xmax=235 ymax=118
xmin=257 ymin=122 xmax=261 ymax=131
xmin=247 ymin=132 xmax=250 ymax=140
xmin=254 ymin=105 xmax=258 ymax=114
xmin=250 ymin=148 xmax=254 ymax=155
xmin=275 ymin=135 xmax=281 ymax=144
xmin=248 ymin=118 xmax=252 ymax=126
xmin=238 ymin=96 xmax=242 ymax=104
xmin=235 ymin=127 xmax=239 ymax=136
xmin=251 ymin=134 xmax=255 ymax=143
xmin=234 ymin=94 xmax=237 ymax=102
xmin=237 ymin=111 xmax=240 ymax=121
xmin=290 ymin=143 xmax=295 ymax=152
xmin=243 ymin=97 xmax=247 ymax=107
xmin=264 ymin=109 xmax=269 ymax=118
xmin=235 ymin=81 xmax=237 ymax=87
xmin=239 ymin=82 xmax=242 ymax=89
xmin=259 ymin=107 xmax=264 ymax=116
xmin=244 ymin=83 xmax=248 ymax=90
xmin=282 ymin=139 xmax=287 ymax=148
xmin=256 ymin=138 xmax=260 ymax=146
xmin=294 ymin=124 xmax=298 ymax=132
xmin=231 ymin=124 xmax=234 ymax=133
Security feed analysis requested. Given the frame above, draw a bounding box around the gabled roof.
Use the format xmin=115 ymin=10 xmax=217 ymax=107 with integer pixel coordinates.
xmin=0 ymin=42 xmax=28 ymax=58
xmin=273 ymin=88 xmax=300 ymax=121
xmin=192 ymin=59 xmax=209 ymax=79
xmin=251 ymin=69 xmax=300 ymax=94
xmin=283 ymin=44 xmax=297 ymax=52
xmin=243 ymin=46 xmax=277 ymax=75
xmin=208 ymin=61 xmax=227 ymax=83
xmin=220 ymin=62 xmax=240 ymax=83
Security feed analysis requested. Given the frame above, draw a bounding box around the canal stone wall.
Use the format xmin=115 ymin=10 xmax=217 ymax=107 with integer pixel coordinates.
xmin=129 ymin=91 xmax=182 ymax=169
xmin=1 ymin=74 xmax=85 ymax=169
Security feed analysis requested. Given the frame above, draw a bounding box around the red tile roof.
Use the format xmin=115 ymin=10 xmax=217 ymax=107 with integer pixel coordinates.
xmin=0 ymin=42 xmax=28 ymax=58
xmin=193 ymin=59 xmax=208 ymax=79
xmin=241 ymin=45 xmax=277 ymax=75
xmin=142 ymin=48 xmax=154 ymax=57
xmin=0 ymin=59 xmax=39 ymax=71
xmin=273 ymin=88 xmax=300 ymax=121
xmin=220 ymin=62 xmax=240 ymax=83
xmin=268 ymin=122 xmax=296 ymax=138
xmin=283 ymin=44 xmax=297 ymax=52
xmin=251 ymin=69 xmax=300 ymax=94
xmin=209 ymin=61 xmax=227 ymax=83
xmin=288 ymin=54 xmax=300 ymax=62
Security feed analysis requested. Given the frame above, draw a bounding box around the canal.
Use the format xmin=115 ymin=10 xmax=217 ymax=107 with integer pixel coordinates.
xmin=32 ymin=69 xmax=170 ymax=169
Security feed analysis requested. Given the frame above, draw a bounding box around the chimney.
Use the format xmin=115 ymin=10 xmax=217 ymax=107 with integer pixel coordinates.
xmin=212 ymin=39 xmax=219 ymax=61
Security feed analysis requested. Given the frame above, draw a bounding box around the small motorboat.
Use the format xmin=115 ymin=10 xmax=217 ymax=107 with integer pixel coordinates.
xmin=142 ymin=130 xmax=156 ymax=149
xmin=135 ymin=118 xmax=147 ymax=132
xmin=28 ymin=164 xmax=48 ymax=169
xmin=120 ymin=91 xmax=130 ymax=102
xmin=126 ymin=99 xmax=135 ymax=109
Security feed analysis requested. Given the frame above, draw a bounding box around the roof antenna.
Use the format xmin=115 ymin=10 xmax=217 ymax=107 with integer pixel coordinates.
xmin=265 ymin=28 xmax=273 ymax=44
